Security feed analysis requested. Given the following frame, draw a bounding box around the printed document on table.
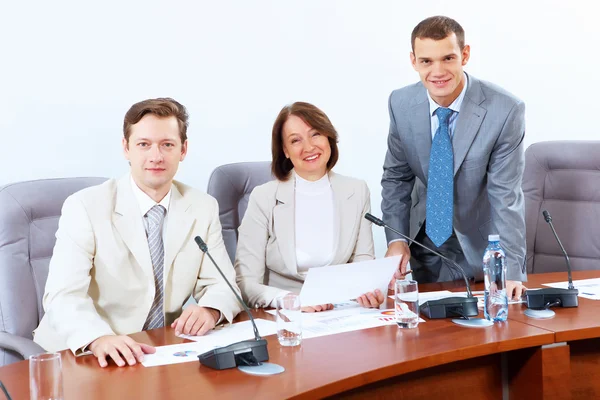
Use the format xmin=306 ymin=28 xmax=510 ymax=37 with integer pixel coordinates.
xmin=141 ymin=319 xmax=277 ymax=367
xmin=542 ymin=278 xmax=600 ymax=300
xmin=267 ymin=301 xmax=425 ymax=340
xmin=299 ymin=256 xmax=400 ymax=306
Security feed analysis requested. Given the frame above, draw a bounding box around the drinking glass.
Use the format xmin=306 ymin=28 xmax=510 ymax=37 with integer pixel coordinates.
xmin=395 ymin=279 xmax=419 ymax=329
xmin=29 ymin=352 xmax=64 ymax=400
xmin=276 ymin=293 xmax=302 ymax=346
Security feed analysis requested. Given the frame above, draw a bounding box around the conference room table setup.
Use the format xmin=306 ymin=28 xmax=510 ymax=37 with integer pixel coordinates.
xmin=1 ymin=270 xmax=598 ymax=400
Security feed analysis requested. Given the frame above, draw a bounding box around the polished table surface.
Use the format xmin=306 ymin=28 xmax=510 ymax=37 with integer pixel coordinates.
xmin=0 ymin=271 xmax=597 ymax=399
xmin=507 ymin=271 xmax=600 ymax=400
xmin=508 ymin=271 xmax=600 ymax=342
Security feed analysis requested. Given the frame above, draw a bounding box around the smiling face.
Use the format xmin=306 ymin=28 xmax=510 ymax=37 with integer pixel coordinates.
xmin=123 ymin=114 xmax=187 ymax=201
xmin=282 ymin=114 xmax=331 ymax=181
xmin=410 ymin=33 xmax=470 ymax=107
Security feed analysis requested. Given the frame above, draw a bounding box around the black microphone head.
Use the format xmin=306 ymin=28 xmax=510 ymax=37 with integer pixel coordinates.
xmin=542 ymin=210 xmax=552 ymax=223
xmin=364 ymin=213 xmax=385 ymax=226
xmin=194 ymin=236 xmax=208 ymax=252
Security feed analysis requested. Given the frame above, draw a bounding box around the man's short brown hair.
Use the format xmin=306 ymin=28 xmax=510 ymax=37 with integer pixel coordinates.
xmin=123 ymin=98 xmax=189 ymax=144
xmin=411 ymin=16 xmax=465 ymax=52
xmin=271 ymin=102 xmax=339 ymax=181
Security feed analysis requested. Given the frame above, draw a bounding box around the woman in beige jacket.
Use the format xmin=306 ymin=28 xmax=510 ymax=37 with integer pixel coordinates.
xmin=234 ymin=102 xmax=384 ymax=311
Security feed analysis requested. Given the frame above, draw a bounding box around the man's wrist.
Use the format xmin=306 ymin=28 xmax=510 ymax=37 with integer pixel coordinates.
xmin=206 ymin=307 xmax=220 ymax=324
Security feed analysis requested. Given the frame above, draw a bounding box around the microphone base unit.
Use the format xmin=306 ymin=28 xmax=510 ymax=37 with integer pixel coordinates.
xmin=525 ymin=288 xmax=579 ymax=309
xmin=198 ymin=338 xmax=269 ymax=370
xmin=420 ymin=296 xmax=479 ymax=319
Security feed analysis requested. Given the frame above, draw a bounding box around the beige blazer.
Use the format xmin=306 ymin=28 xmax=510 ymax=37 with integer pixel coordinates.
xmin=235 ymin=172 xmax=375 ymax=308
xmin=34 ymin=176 xmax=242 ymax=353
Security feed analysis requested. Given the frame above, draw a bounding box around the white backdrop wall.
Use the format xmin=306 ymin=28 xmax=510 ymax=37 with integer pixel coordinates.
xmin=1 ymin=1 xmax=598 ymax=256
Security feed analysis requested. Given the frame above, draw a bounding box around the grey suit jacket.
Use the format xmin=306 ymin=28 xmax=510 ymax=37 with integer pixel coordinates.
xmin=235 ymin=172 xmax=375 ymax=308
xmin=382 ymin=74 xmax=527 ymax=282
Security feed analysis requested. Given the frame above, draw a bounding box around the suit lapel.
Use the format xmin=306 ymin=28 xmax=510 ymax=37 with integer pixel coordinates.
xmin=273 ymin=178 xmax=297 ymax=275
xmin=329 ymin=173 xmax=356 ymax=265
xmin=163 ymin=183 xmax=195 ymax=279
xmin=113 ymin=177 xmax=153 ymax=277
xmin=410 ymin=93 xmax=433 ymax=182
xmin=453 ymin=75 xmax=487 ymax=175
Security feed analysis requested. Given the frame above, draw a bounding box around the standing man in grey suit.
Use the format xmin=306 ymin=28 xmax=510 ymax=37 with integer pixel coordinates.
xmin=382 ymin=16 xmax=527 ymax=300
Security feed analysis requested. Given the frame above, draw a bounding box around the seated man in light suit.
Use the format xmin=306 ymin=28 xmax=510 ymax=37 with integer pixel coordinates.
xmin=235 ymin=102 xmax=384 ymax=311
xmin=34 ymin=98 xmax=242 ymax=368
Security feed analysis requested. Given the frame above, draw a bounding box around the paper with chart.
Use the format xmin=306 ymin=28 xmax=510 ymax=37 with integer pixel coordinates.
xmin=299 ymin=256 xmax=400 ymax=306
xmin=267 ymin=301 xmax=424 ymax=339
xmin=543 ymin=278 xmax=600 ymax=300
xmin=141 ymin=319 xmax=277 ymax=367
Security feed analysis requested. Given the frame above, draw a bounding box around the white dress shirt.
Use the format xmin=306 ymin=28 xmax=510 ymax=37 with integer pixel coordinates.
xmin=130 ymin=176 xmax=171 ymax=241
xmin=427 ymin=72 xmax=468 ymax=139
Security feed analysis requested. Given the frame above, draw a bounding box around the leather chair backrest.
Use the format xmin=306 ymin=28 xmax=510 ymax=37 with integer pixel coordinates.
xmin=0 ymin=177 xmax=107 ymax=365
xmin=523 ymin=141 xmax=600 ymax=274
xmin=206 ymin=162 xmax=273 ymax=262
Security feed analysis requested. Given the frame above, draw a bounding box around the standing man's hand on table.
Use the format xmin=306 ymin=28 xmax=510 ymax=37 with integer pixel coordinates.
xmin=506 ymin=280 xmax=527 ymax=301
xmin=386 ymin=241 xmax=412 ymax=289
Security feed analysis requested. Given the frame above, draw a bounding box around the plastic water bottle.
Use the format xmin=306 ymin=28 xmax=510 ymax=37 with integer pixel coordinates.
xmin=483 ymin=234 xmax=508 ymax=322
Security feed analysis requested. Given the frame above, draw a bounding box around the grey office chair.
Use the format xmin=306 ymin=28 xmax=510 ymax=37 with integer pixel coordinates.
xmin=0 ymin=177 xmax=107 ymax=366
xmin=207 ymin=162 xmax=273 ymax=262
xmin=523 ymin=141 xmax=600 ymax=274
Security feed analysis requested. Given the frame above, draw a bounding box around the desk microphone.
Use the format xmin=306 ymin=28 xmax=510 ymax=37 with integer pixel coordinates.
xmin=364 ymin=213 xmax=478 ymax=319
xmin=193 ymin=236 xmax=270 ymax=370
xmin=524 ymin=210 xmax=579 ymax=309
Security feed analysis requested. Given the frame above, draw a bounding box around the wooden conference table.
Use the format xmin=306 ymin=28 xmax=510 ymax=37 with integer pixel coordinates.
xmin=0 ymin=271 xmax=598 ymax=399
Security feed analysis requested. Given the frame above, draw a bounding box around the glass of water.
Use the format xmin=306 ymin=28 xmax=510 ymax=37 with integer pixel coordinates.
xmin=29 ymin=352 xmax=64 ymax=400
xmin=276 ymin=293 xmax=302 ymax=346
xmin=395 ymin=279 xmax=419 ymax=329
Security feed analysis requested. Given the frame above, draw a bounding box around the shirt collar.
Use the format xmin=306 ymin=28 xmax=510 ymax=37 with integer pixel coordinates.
xmin=130 ymin=175 xmax=171 ymax=217
xmin=293 ymin=170 xmax=331 ymax=195
xmin=427 ymin=72 xmax=469 ymax=116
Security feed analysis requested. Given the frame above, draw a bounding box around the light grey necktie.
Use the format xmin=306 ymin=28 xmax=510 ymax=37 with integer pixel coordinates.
xmin=143 ymin=204 xmax=166 ymax=330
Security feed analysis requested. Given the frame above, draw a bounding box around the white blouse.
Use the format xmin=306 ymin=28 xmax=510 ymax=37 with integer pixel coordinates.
xmin=294 ymin=172 xmax=336 ymax=276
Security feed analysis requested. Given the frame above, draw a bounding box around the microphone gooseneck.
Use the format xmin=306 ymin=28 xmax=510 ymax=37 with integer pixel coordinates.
xmin=541 ymin=210 xmax=575 ymax=290
xmin=364 ymin=213 xmax=473 ymax=298
xmin=194 ymin=236 xmax=262 ymax=341
xmin=0 ymin=380 xmax=13 ymax=400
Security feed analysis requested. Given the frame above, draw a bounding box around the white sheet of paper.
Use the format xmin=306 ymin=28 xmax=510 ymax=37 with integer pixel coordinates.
xmin=542 ymin=278 xmax=600 ymax=300
xmin=141 ymin=319 xmax=277 ymax=367
xmin=179 ymin=319 xmax=277 ymax=343
xmin=299 ymin=256 xmax=400 ymax=306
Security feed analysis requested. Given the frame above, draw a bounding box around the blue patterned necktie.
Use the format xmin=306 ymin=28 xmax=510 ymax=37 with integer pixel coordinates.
xmin=143 ymin=204 xmax=166 ymax=330
xmin=426 ymin=107 xmax=454 ymax=247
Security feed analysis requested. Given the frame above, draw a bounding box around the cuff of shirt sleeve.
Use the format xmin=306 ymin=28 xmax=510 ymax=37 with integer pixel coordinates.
xmin=215 ymin=311 xmax=225 ymax=325
xmin=75 ymin=347 xmax=93 ymax=357
xmin=388 ymin=238 xmax=408 ymax=245
xmin=266 ymin=290 xmax=292 ymax=308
